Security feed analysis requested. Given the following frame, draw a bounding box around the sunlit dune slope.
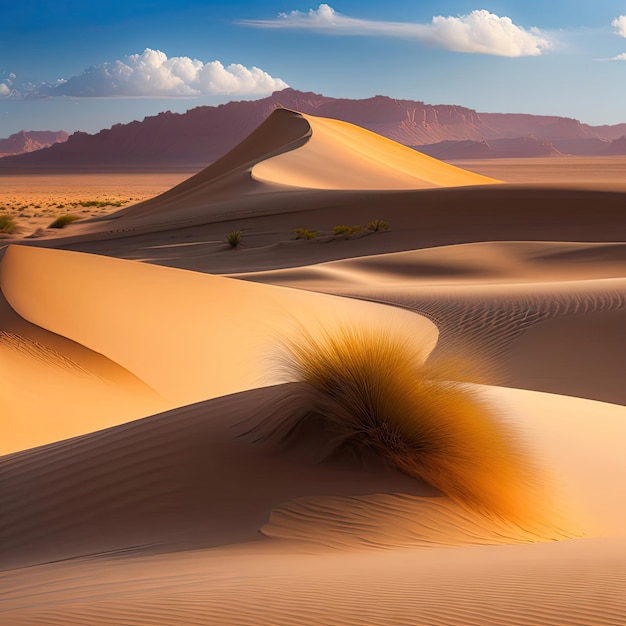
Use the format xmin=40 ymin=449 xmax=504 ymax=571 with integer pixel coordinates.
xmin=252 ymin=112 xmax=500 ymax=190
xmin=0 ymin=329 xmax=168 ymax=455
xmin=0 ymin=244 xmax=436 ymax=453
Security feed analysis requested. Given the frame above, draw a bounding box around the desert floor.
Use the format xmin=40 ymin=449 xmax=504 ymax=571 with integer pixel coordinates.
xmin=1 ymin=113 xmax=625 ymax=625
xmin=2 ymin=156 xmax=626 ymax=240
xmin=0 ymin=172 xmax=191 ymax=237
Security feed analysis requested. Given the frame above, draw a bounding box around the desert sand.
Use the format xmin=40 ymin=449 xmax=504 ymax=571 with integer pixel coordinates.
xmin=1 ymin=109 xmax=625 ymax=625
xmin=452 ymin=156 xmax=626 ymax=190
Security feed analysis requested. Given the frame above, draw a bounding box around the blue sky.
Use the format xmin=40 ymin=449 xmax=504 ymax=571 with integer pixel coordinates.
xmin=1 ymin=1 xmax=626 ymax=136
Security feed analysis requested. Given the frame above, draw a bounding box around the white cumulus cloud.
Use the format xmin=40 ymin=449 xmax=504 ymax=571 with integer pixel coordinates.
xmin=10 ymin=49 xmax=288 ymax=99
xmin=240 ymin=4 xmax=551 ymax=57
xmin=610 ymin=52 xmax=626 ymax=60
xmin=612 ymin=15 xmax=626 ymax=38
xmin=50 ymin=49 xmax=288 ymax=97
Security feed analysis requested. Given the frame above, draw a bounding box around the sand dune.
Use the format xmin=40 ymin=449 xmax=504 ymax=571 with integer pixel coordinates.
xmin=4 ymin=373 xmax=625 ymax=566
xmin=2 ymin=109 xmax=625 ymax=625
xmin=0 ymin=244 xmax=435 ymax=453
xmin=3 ymin=381 xmax=626 ymax=624
xmin=49 ymin=108 xmax=497 ymax=234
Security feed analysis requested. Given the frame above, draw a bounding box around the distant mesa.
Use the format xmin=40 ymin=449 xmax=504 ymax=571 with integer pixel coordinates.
xmin=0 ymin=130 xmax=68 ymax=157
xmin=1 ymin=89 xmax=625 ymax=169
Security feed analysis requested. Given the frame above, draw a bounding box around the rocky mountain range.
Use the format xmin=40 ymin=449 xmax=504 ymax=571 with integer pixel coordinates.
xmin=1 ymin=89 xmax=625 ymax=168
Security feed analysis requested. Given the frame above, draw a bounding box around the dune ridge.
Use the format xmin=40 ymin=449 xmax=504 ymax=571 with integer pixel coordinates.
xmin=47 ymin=108 xmax=498 ymax=236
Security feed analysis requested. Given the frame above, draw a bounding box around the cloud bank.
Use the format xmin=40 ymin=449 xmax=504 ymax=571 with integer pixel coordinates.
xmin=612 ymin=15 xmax=626 ymax=38
xmin=240 ymin=4 xmax=551 ymax=57
xmin=0 ymin=49 xmax=288 ymax=99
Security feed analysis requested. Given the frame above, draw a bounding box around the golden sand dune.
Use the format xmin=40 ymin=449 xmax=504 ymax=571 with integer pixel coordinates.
xmin=3 ymin=381 xmax=626 ymax=623
xmin=0 ymin=244 xmax=435 ymax=453
xmin=4 ymin=375 xmax=625 ymax=569
xmin=66 ymin=109 xmax=496 ymax=232
xmin=2 ymin=109 xmax=626 ymax=625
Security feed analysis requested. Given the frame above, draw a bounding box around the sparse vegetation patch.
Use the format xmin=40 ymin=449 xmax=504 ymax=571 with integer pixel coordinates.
xmin=49 ymin=214 xmax=81 ymax=229
xmin=71 ymin=199 xmax=128 ymax=208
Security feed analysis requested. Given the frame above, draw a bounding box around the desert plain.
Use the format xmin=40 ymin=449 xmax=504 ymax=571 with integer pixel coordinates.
xmin=1 ymin=109 xmax=626 ymax=625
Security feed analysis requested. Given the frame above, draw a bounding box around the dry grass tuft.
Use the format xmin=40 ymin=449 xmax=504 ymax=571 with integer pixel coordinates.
xmin=263 ymin=325 xmax=545 ymax=523
xmin=0 ymin=215 xmax=18 ymax=234
xmin=49 ymin=213 xmax=81 ymax=229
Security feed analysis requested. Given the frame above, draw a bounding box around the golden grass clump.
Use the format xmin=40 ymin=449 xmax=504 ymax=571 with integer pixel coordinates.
xmin=270 ymin=325 xmax=544 ymax=523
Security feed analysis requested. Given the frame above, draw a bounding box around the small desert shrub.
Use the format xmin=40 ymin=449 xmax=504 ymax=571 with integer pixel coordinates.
xmin=226 ymin=230 xmax=242 ymax=248
xmin=367 ymin=219 xmax=390 ymax=232
xmin=293 ymin=228 xmax=320 ymax=240
xmin=259 ymin=326 xmax=543 ymax=523
xmin=333 ymin=225 xmax=362 ymax=239
xmin=0 ymin=215 xmax=17 ymax=234
xmin=49 ymin=214 xmax=81 ymax=229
